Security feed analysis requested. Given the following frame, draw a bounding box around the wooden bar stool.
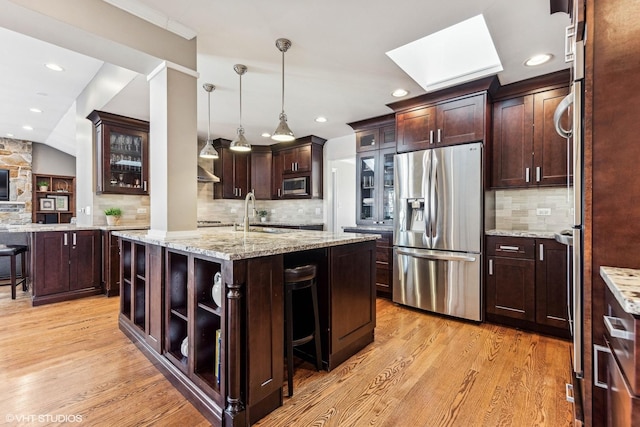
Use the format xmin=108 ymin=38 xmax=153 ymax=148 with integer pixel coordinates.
xmin=0 ymin=244 xmax=28 ymax=299
xmin=284 ymin=264 xmax=322 ymax=397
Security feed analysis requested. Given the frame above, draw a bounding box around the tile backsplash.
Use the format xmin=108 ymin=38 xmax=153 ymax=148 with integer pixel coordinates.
xmin=493 ymin=187 xmax=573 ymax=232
xmin=197 ymin=183 xmax=323 ymax=224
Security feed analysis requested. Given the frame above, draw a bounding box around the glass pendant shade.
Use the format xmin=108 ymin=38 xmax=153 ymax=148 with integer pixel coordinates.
xmin=199 ymin=83 xmax=219 ymax=159
xmin=230 ymin=64 xmax=251 ymax=152
xmin=272 ymin=112 xmax=295 ymax=142
xmin=272 ymin=38 xmax=295 ymax=142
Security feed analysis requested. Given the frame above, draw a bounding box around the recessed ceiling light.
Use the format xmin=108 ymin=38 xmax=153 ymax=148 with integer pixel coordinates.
xmin=315 ymin=116 xmax=327 ymax=123
xmin=6 ymin=133 xmax=14 ymax=137
xmin=525 ymin=54 xmax=553 ymax=67
xmin=392 ymin=89 xmax=409 ymax=97
xmin=45 ymin=63 xmax=64 ymax=72
xmin=22 ymin=125 xmax=33 ymax=131
xmin=29 ymin=108 xmax=42 ymax=113
xmin=261 ymin=132 xmax=271 ymax=138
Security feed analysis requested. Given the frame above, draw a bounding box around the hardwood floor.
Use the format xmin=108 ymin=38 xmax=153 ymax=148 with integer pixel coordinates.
xmin=0 ymin=286 xmax=573 ymax=426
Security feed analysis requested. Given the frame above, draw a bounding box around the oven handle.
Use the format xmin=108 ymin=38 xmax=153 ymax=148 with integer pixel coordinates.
xmin=396 ymin=248 xmax=476 ymax=263
xmin=604 ymin=315 xmax=634 ymax=341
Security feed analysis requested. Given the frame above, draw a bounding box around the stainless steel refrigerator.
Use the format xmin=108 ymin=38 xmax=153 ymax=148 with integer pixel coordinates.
xmin=393 ymin=142 xmax=483 ymax=321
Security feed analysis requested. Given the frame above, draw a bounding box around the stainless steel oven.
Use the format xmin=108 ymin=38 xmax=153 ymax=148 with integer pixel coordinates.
xmin=282 ymin=177 xmax=308 ymax=196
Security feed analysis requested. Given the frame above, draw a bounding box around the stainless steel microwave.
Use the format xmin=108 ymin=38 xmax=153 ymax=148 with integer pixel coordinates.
xmin=282 ymin=176 xmax=308 ymax=195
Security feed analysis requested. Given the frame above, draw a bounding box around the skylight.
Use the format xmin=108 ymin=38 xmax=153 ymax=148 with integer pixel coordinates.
xmin=386 ymin=14 xmax=503 ymax=93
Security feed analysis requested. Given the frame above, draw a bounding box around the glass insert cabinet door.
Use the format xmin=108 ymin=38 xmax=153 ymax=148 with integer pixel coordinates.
xmin=108 ymin=129 xmax=145 ymax=191
xmin=357 ymin=153 xmax=376 ymax=223
xmin=381 ymin=149 xmax=395 ymax=222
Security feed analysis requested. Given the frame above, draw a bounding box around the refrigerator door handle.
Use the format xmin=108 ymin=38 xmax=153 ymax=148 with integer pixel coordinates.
xmin=396 ymin=248 xmax=476 ymax=263
xmin=554 ymin=93 xmax=573 ymax=139
xmin=573 ymin=227 xmax=583 ymax=376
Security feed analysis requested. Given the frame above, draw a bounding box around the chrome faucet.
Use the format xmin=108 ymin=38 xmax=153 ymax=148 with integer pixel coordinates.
xmin=244 ymin=191 xmax=256 ymax=233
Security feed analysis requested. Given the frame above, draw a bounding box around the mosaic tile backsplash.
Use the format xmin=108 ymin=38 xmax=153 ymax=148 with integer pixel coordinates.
xmin=494 ymin=187 xmax=573 ymax=232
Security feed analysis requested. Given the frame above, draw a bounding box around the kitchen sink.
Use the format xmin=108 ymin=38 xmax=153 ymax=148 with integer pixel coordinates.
xmin=554 ymin=230 xmax=573 ymax=246
xmin=249 ymin=227 xmax=291 ymax=234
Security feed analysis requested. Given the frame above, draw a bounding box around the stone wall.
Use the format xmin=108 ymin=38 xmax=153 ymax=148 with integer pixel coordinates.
xmin=494 ymin=187 xmax=573 ymax=232
xmin=0 ymin=138 xmax=32 ymax=225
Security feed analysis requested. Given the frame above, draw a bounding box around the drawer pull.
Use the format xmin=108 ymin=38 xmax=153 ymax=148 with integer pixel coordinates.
xmin=498 ymin=245 xmax=520 ymax=251
xmin=604 ymin=315 xmax=634 ymax=341
xmin=594 ymin=344 xmax=611 ymax=389
xmin=565 ymin=383 xmax=574 ymax=403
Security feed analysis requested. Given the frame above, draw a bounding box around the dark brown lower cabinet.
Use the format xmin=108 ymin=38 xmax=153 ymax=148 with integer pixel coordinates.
xmin=485 ymin=235 xmax=569 ymax=338
xmin=102 ymin=230 xmax=120 ymax=297
xmin=31 ymin=230 xmax=101 ymax=306
xmin=342 ymin=227 xmax=393 ymax=298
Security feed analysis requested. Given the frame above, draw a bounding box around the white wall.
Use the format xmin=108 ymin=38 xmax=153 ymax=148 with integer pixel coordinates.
xmin=324 ymin=134 xmax=356 ymax=232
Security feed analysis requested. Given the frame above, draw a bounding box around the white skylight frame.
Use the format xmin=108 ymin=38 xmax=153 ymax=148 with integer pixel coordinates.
xmin=386 ymin=14 xmax=503 ymax=93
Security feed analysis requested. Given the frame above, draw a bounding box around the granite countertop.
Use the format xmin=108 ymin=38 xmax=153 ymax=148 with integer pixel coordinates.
xmin=0 ymin=223 xmax=148 ymax=232
xmin=600 ymin=266 xmax=640 ymax=316
xmin=113 ymin=226 xmax=378 ymax=261
xmin=485 ymin=229 xmax=557 ymax=239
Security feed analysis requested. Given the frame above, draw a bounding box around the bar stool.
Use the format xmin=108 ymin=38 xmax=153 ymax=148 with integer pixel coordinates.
xmin=0 ymin=244 xmax=28 ymax=299
xmin=284 ymin=264 xmax=322 ymax=397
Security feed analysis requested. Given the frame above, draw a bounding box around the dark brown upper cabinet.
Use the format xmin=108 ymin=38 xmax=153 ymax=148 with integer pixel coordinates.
xmin=212 ymin=138 xmax=250 ymax=199
xmin=490 ymin=71 xmax=571 ymax=189
xmin=87 ymin=110 xmax=149 ymax=195
xmin=389 ymin=77 xmax=497 ymax=154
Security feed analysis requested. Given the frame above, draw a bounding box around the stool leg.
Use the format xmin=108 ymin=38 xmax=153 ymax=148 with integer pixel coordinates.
xmin=311 ymin=281 xmax=322 ymax=371
xmin=285 ymin=287 xmax=295 ymax=397
xmin=20 ymin=252 xmax=27 ymax=291
xmin=10 ymin=254 xmax=16 ymax=300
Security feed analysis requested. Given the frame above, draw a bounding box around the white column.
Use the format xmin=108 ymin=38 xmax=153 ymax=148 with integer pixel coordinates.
xmin=146 ymin=61 xmax=199 ymax=239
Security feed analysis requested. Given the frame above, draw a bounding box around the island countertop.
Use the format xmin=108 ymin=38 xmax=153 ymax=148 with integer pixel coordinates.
xmin=600 ymin=266 xmax=640 ymax=316
xmin=113 ymin=227 xmax=380 ymax=261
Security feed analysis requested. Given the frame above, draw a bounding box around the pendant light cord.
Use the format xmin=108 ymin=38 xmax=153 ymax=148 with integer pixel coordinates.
xmin=207 ymin=90 xmax=211 ymax=140
xmin=239 ymin=72 xmax=243 ymax=127
xmin=281 ymin=50 xmax=285 ymax=114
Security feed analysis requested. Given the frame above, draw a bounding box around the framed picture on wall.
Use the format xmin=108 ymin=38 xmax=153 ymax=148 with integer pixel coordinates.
xmin=47 ymin=195 xmax=69 ymax=211
xmin=39 ymin=198 xmax=55 ymax=211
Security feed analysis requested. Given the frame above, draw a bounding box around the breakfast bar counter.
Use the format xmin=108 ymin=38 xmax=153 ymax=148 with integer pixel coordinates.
xmin=113 ymin=227 xmax=378 ymax=426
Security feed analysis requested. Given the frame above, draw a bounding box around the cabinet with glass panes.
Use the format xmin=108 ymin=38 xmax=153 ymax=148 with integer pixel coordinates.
xmin=87 ymin=110 xmax=149 ymax=195
xmin=349 ymin=114 xmax=396 ymax=226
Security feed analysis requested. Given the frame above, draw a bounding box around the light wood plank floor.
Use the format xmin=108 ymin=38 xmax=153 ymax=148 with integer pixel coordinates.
xmin=0 ymin=286 xmax=572 ymax=426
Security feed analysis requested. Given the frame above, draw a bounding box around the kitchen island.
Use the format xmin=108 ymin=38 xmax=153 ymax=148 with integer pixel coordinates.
xmin=113 ymin=227 xmax=378 ymax=426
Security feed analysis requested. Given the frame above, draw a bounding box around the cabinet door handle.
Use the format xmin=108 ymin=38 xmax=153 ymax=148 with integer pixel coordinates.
xmin=536 ymin=166 xmax=541 ymax=182
xmin=277 ymin=188 xmax=281 ymax=197
xmin=488 ymin=259 xmax=493 ymax=275
xmin=429 ymin=130 xmax=434 ymax=145
xmin=63 ymin=233 xmax=68 ymax=246
xmin=73 ymin=233 xmax=77 ymax=246
xmin=143 ymin=181 xmax=147 ymax=192
xmin=239 ymin=188 xmax=242 ymax=197
xmin=437 ymin=129 xmax=442 ymax=143
xmin=539 ymin=244 xmax=544 ymax=261
xmin=525 ymin=168 xmax=530 ymax=183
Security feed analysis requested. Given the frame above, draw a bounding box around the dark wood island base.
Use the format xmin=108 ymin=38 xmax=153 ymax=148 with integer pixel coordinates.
xmin=115 ymin=229 xmax=377 ymax=426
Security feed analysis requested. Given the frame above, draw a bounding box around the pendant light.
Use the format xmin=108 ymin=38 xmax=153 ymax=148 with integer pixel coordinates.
xmin=271 ymin=38 xmax=295 ymax=142
xmin=230 ymin=64 xmax=251 ymax=152
xmin=199 ymin=83 xmax=219 ymax=159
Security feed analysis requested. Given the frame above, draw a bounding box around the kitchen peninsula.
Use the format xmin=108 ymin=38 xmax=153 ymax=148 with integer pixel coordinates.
xmin=113 ymin=227 xmax=378 ymax=426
